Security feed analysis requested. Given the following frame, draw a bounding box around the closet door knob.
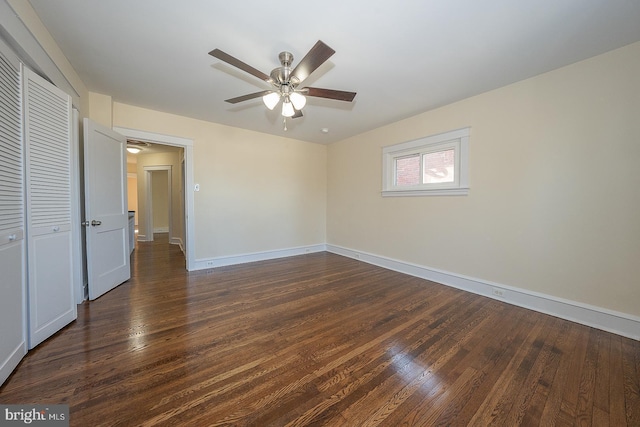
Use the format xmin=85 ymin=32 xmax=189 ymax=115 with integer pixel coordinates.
xmin=91 ymin=220 xmax=102 ymax=226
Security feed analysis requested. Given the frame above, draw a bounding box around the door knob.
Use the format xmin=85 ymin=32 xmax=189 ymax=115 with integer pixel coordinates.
xmin=91 ymin=220 xmax=102 ymax=226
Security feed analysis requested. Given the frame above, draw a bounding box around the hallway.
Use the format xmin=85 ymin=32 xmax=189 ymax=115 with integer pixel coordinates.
xmin=130 ymin=233 xmax=186 ymax=280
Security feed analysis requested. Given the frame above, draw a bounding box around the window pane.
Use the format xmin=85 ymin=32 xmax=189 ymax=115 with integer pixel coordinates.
xmin=423 ymin=149 xmax=455 ymax=184
xmin=395 ymin=155 xmax=420 ymax=186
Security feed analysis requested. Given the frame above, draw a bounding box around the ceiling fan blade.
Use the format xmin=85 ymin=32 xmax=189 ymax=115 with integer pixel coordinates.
xmin=209 ymin=48 xmax=271 ymax=82
xmin=225 ymin=90 xmax=272 ymax=104
xmin=304 ymin=87 xmax=357 ymax=102
xmin=291 ymin=40 xmax=335 ymax=84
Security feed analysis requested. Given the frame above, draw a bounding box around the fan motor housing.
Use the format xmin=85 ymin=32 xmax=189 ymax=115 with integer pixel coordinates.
xmin=270 ymin=67 xmax=299 ymax=88
xmin=278 ymin=51 xmax=293 ymax=67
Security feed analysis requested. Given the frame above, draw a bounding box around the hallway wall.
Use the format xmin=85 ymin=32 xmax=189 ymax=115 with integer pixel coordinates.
xmin=151 ymin=170 xmax=169 ymax=232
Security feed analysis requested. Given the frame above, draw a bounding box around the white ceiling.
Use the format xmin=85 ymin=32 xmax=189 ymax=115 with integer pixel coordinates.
xmin=29 ymin=0 xmax=640 ymax=144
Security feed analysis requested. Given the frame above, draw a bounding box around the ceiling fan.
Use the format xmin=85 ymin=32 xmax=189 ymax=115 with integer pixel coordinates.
xmin=209 ymin=40 xmax=356 ymax=128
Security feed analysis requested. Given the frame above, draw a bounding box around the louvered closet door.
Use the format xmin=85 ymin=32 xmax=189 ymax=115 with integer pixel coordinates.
xmin=24 ymin=67 xmax=77 ymax=349
xmin=0 ymin=44 xmax=27 ymax=385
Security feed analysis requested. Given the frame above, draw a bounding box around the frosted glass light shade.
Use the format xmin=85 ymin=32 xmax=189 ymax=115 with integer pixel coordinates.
xmin=289 ymin=92 xmax=306 ymax=110
xmin=126 ymin=146 xmax=141 ymax=154
xmin=262 ymin=92 xmax=280 ymax=110
xmin=282 ymin=100 xmax=295 ymax=117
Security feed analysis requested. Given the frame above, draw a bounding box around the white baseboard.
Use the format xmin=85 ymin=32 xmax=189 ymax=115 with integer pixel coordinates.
xmin=327 ymin=244 xmax=640 ymax=341
xmin=0 ymin=340 xmax=27 ymax=386
xmin=171 ymin=237 xmax=184 ymax=253
xmin=193 ymin=244 xmax=326 ymax=270
xmin=137 ymin=234 xmax=148 ymax=242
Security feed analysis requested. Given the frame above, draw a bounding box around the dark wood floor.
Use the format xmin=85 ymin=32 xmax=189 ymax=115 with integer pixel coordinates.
xmin=1 ymin=235 xmax=638 ymax=426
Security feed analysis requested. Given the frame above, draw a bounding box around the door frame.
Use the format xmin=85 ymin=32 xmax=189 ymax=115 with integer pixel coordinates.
xmin=144 ymin=166 xmax=173 ymax=241
xmin=113 ymin=127 xmax=195 ymax=270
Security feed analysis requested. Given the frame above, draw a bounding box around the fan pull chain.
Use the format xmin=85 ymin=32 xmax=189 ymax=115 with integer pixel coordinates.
xmin=283 ymin=117 xmax=287 ymax=131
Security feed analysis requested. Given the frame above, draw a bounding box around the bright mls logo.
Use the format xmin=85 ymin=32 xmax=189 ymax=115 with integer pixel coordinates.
xmin=0 ymin=405 xmax=68 ymax=426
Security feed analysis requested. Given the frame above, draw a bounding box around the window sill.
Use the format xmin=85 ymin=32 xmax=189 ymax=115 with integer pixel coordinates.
xmin=381 ymin=187 xmax=469 ymax=197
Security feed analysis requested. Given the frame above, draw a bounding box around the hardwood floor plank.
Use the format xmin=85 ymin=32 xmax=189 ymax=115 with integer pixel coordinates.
xmin=622 ymin=338 xmax=640 ymax=425
xmin=1 ymin=234 xmax=638 ymax=426
xmin=338 ymin=297 xmax=491 ymax=426
xmin=438 ymin=305 xmax=535 ymax=425
xmin=502 ymin=316 xmax=565 ymax=426
xmin=277 ymin=292 xmax=476 ymax=426
xmin=593 ymin=329 xmax=611 ymax=422
xmin=556 ymin=325 xmax=591 ymax=424
xmin=610 ymin=336 xmax=628 ymax=427
xmin=379 ymin=301 xmax=512 ymax=426
xmin=524 ymin=319 xmax=569 ymax=425
xmin=466 ymin=315 xmax=551 ymax=425
xmin=574 ymin=328 xmax=599 ymax=425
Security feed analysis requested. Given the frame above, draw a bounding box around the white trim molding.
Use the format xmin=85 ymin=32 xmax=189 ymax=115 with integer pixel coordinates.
xmin=170 ymin=236 xmax=184 ymax=253
xmin=112 ymin=127 xmax=196 ymax=270
xmin=193 ymin=244 xmax=327 ymax=270
xmin=0 ymin=341 xmax=26 ymax=386
xmin=326 ymin=244 xmax=640 ymax=340
xmin=382 ymin=127 xmax=470 ymax=197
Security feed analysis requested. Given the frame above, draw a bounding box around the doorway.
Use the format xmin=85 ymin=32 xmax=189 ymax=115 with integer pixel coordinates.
xmin=145 ymin=166 xmax=172 ymax=241
xmin=114 ymin=127 xmax=195 ymax=271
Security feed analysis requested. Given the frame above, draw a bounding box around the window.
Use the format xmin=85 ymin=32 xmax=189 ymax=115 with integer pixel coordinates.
xmin=382 ymin=127 xmax=469 ymax=196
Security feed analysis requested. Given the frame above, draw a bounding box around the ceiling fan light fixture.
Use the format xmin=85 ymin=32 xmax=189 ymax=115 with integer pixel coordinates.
xmin=210 ymin=40 xmax=356 ymax=126
xmin=126 ymin=146 xmax=141 ymax=154
xmin=282 ymin=99 xmax=295 ymax=117
xmin=289 ymin=92 xmax=306 ymax=110
xmin=262 ymin=92 xmax=280 ymax=110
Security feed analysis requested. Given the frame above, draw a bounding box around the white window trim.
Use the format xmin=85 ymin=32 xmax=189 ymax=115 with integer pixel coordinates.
xmin=382 ymin=127 xmax=470 ymax=197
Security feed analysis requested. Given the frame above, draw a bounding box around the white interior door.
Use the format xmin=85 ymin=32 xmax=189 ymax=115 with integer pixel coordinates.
xmin=0 ymin=42 xmax=27 ymax=384
xmin=84 ymin=119 xmax=130 ymax=300
xmin=24 ymin=68 xmax=77 ymax=349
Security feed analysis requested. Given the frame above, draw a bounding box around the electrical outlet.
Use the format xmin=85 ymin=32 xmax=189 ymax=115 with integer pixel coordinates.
xmin=206 ymin=260 xmax=215 ymax=267
xmin=492 ymin=288 xmax=505 ymax=297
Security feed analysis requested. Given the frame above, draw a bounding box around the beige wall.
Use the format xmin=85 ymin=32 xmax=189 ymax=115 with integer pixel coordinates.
xmin=126 ymin=175 xmax=138 ymax=225
xmin=114 ymin=102 xmax=328 ymax=259
xmin=151 ymin=170 xmax=169 ymax=231
xmin=327 ymin=41 xmax=640 ymax=317
xmin=88 ymin=92 xmax=113 ymax=128
xmin=127 ymin=163 xmax=138 ymax=225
